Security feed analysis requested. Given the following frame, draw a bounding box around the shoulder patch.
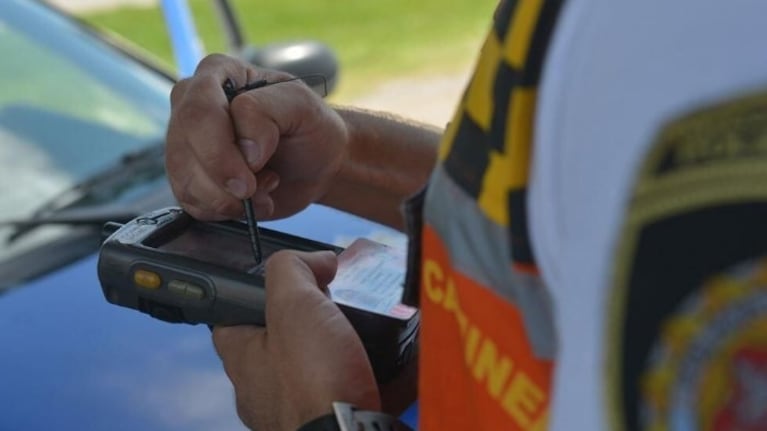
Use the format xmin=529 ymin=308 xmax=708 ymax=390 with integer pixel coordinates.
xmin=606 ymin=90 xmax=767 ymax=431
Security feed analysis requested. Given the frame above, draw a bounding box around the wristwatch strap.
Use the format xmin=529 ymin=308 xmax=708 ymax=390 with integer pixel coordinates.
xmin=296 ymin=413 xmax=340 ymax=431
xmin=296 ymin=402 xmax=414 ymax=431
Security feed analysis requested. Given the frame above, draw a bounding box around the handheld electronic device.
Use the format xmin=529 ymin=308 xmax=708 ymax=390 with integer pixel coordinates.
xmin=97 ymin=207 xmax=419 ymax=382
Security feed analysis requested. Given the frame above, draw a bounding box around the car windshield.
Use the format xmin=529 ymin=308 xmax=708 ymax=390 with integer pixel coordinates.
xmin=0 ymin=1 xmax=171 ymax=264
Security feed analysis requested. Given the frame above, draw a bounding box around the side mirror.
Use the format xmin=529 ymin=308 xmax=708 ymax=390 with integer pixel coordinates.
xmin=239 ymin=41 xmax=339 ymax=96
xmin=212 ymin=0 xmax=340 ymax=97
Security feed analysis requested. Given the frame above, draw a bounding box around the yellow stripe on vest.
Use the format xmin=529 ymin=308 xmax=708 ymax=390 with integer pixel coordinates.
xmin=465 ymin=33 xmax=502 ymax=132
xmin=504 ymin=0 xmax=545 ymax=67
xmin=478 ymin=88 xmax=536 ymax=226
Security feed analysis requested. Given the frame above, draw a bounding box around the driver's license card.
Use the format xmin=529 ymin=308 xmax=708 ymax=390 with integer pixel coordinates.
xmin=329 ymin=238 xmax=417 ymax=320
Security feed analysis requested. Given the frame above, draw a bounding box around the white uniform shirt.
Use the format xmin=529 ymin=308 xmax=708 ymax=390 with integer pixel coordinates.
xmin=529 ymin=1 xmax=767 ymax=429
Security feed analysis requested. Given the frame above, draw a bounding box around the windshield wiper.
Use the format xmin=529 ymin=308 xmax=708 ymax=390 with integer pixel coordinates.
xmin=0 ymin=205 xmax=140 ymax=242
xmin=1 ymin=143 xmax=165 ymax=243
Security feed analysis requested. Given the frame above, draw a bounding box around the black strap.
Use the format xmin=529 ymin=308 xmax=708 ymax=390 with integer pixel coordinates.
xmin=296 ymin=414 xmax=340 ymax=431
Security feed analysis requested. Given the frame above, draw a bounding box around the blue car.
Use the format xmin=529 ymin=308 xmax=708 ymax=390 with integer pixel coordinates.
xmin=0 ymin=2 xmax=399 ymax=429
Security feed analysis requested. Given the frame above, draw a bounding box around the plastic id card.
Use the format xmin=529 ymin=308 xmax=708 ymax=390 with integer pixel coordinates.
xmin=329 ymin=238 xmax=417 ymax=320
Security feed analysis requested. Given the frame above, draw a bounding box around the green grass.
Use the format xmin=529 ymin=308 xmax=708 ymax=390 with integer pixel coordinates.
xmin=82 ymin=0 xmax=496 ymax=101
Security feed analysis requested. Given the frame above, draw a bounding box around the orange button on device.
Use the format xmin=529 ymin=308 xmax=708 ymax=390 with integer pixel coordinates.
xmin=133 ymin=269 xmax=161 ymax=289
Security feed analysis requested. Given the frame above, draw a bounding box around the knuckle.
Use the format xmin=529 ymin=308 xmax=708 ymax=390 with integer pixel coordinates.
xmin=196 ymin=53 xmax=232 ymax=72
xmin=303 ymin=95 xmax=325 ymax=119
xmin=230 ymin=88 xmax=272 ymax=115
xmin=196 ymin=73 xmax=222 ymax=90
xmin=230 ymin=97 xmax=280 ymax=142
xmin=285 ymin=80 xmax=324 ymax=114
xmin=229 ymin=93 xmax=256 ymax=117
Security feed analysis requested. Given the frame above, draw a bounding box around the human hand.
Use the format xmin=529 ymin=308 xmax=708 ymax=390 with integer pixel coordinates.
xmin=166 ymin=54 xmax=349 ymax=221
xmin=213 ymin=250 xmax=380 ymax=431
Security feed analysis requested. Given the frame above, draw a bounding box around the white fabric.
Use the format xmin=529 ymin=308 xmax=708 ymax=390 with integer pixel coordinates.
xmin=528 ymin=1 xmax=767 ymax=429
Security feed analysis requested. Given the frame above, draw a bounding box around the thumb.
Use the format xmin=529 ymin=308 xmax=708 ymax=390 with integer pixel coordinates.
xmin=267 ymin=249 xmax=338 ymax=288
xmin=263 ymin=250 xmax=338 ymax=322
xmin=299 ymin=249 xmax=338 ymax=288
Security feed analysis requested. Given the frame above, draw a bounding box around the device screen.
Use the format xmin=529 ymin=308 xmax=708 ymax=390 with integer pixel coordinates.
xmin=153 ymin=221 xmax=273 ymax=274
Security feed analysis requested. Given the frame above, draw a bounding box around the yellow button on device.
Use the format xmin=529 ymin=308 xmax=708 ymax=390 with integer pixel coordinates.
xmin=133 ymin=269 xmax=161 ymax=289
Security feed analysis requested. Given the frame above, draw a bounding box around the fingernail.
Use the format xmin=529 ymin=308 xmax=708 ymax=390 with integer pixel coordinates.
xmin=226 ymin=178 xmax=248 ymax=199
xmin=239 ymin=139 xmax=262 ymax=167
xmin=260 ymin=173 xmax=280 ymax=192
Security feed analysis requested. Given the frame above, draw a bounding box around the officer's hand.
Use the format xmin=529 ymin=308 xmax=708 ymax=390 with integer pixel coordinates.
xmin=212 ymin=250 xmax=380 ymax=431
xmin=166 ymin=54 xmax=348 ymax=221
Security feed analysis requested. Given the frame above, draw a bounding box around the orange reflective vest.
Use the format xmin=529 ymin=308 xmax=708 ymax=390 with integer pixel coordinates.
xmin=414 ymin=1 xmax=565 ymax=429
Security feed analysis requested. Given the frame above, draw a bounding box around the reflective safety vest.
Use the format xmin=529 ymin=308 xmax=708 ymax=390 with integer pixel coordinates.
xmin=408 ymin=1 xmax=767 ymax=430
xmin=411 ymin=1 xmax=565 ymax=429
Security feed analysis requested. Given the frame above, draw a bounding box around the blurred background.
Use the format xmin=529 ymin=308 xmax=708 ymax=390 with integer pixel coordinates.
xmin=49 ymin=0 xmax=497 ymax=126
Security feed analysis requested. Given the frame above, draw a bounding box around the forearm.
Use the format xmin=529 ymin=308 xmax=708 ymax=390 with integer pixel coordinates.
xmin=320 ymin=107 xmax=441 ymax=230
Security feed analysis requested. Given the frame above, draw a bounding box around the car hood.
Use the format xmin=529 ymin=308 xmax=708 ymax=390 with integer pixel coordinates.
xmin=0 ymin=205 xmax=405 ymax=430
xmin=0 ymin=250 xmax=245 ymax=430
